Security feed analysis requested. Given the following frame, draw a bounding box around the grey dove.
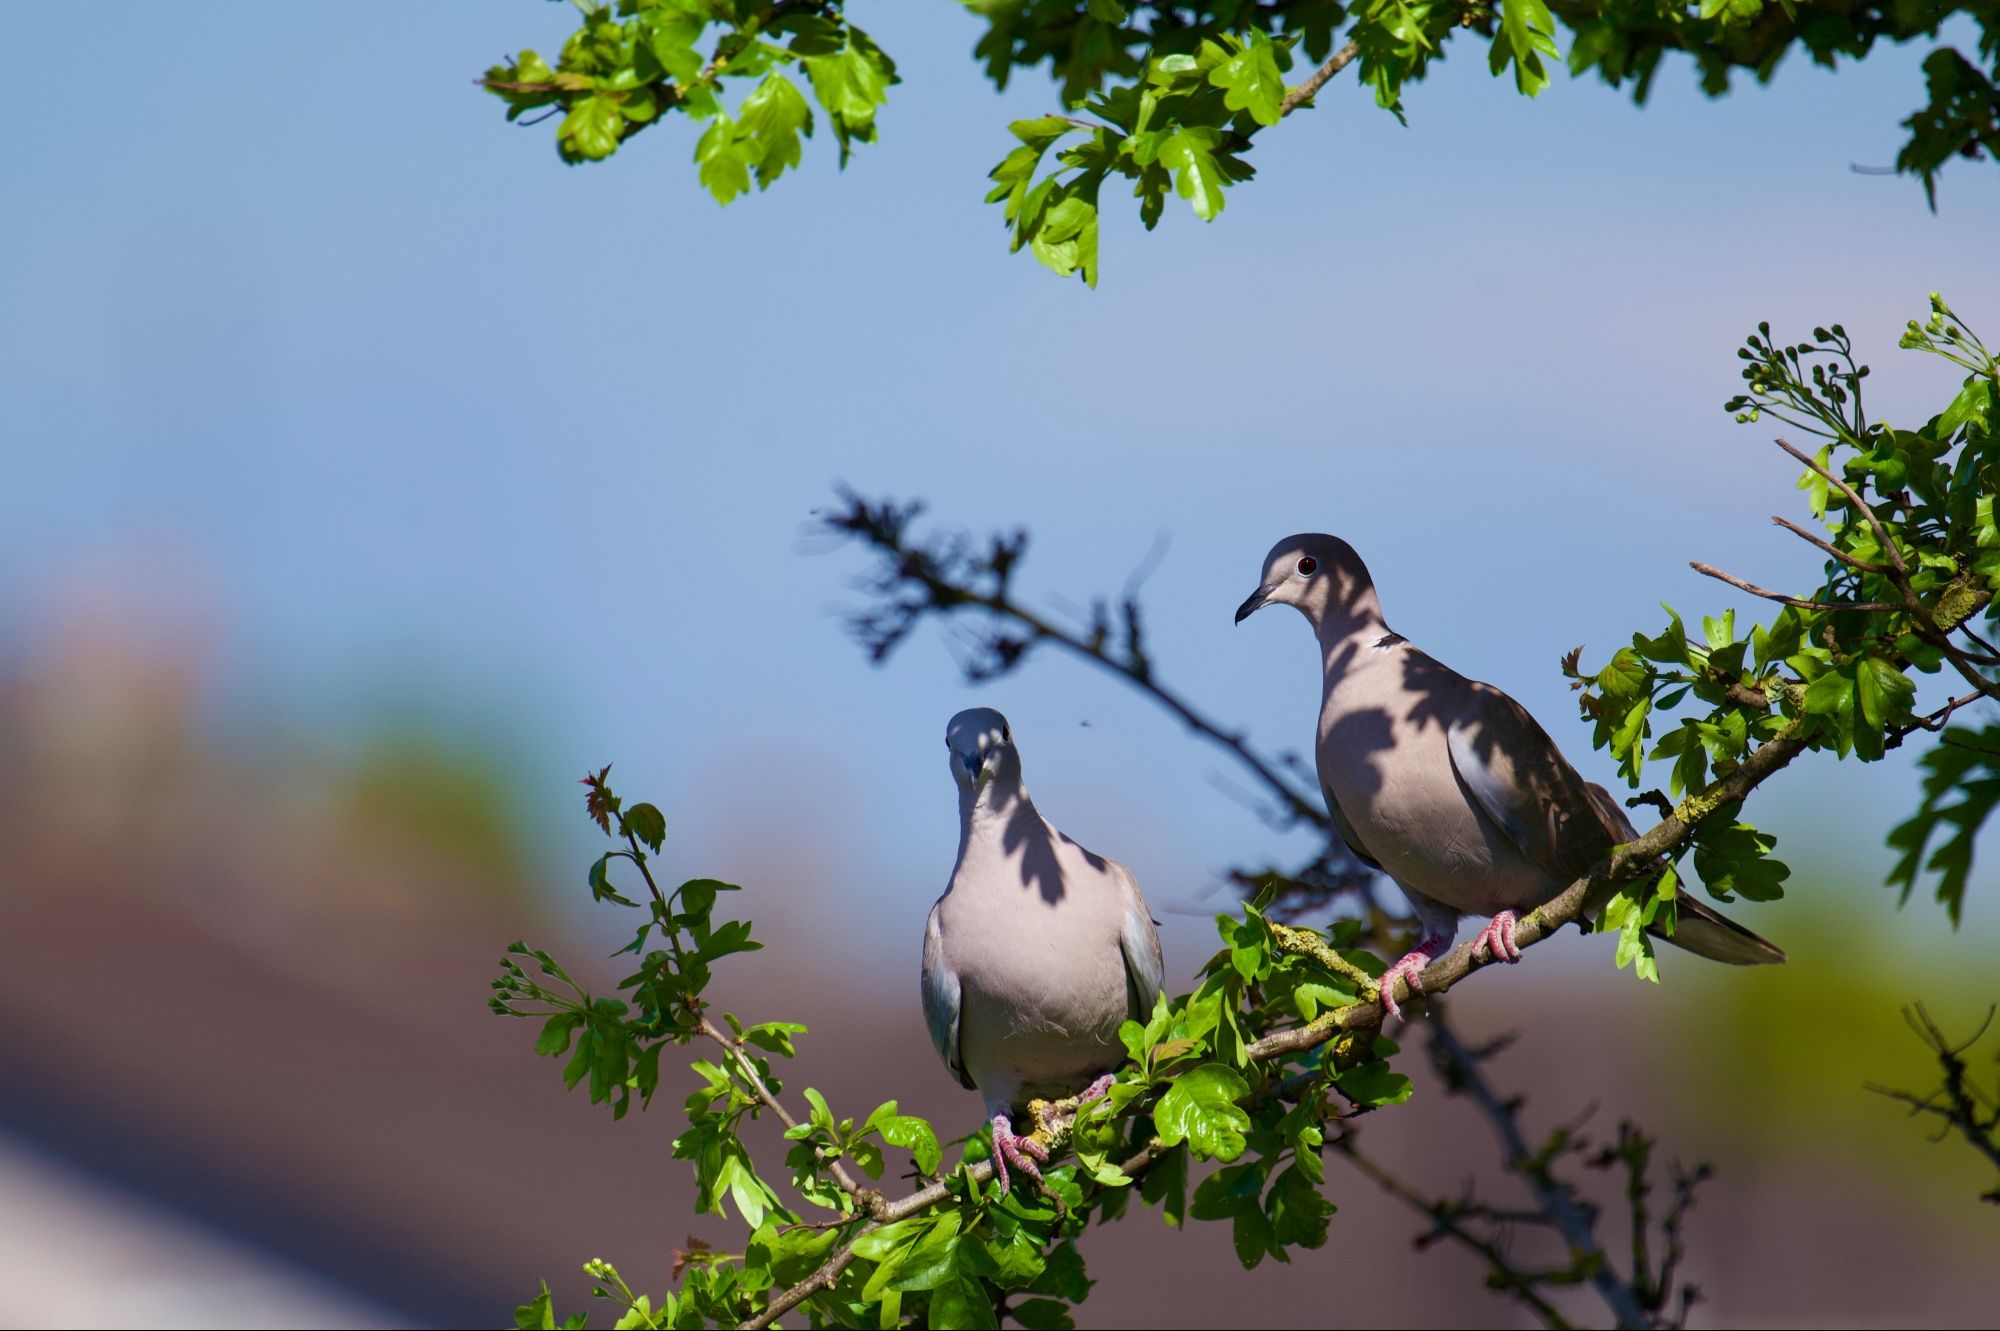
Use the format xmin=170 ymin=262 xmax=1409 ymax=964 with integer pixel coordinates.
xmin=921 ymin=708 xmax=1165 ymax=1192
xmin=1235 ymin=536 xmax=1783 ymax=1017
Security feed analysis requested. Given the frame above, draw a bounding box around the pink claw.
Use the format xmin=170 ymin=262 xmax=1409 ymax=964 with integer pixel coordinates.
xmin=1076 ymin=1074 xmax=1116 ymax=1106
xmin=990 ymin=1115 xmax=1046 ymax=1196
xmin=1474 ymin=910 xmax=1523 ymax=964
xmin=1378 ymin=933 xmax=1453 ymax=1020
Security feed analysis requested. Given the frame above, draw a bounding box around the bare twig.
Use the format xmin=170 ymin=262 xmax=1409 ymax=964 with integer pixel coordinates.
xmin=1771 ymin=513 xmax=1891 ymax=573
xmin=823 ymin=492 xmax=1337 ymax=832
xmin=1278 ymin=39 xmax=1362 ymax=116
xmin=697 ymin=1017 xmax=884 ymax=1218
xmin=1867 ymin=1002 xmax=2000 ymax=1203
xmin=1887 ymin=690 xmax=1989 ymax=745
xmin=1773 ymin=437 xmax=1905 ymax=575
xmin=1333 ymin=1133 xmax=1576 ymax=1330
xmin=1688 ymin=561 xmax=1899 ymax=613
xmin=1429 ymin=1016 xmax=1650 ymax=1329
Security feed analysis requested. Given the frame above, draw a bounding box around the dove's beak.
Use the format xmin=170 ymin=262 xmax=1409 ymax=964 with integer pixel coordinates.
xmin=1234 ymin=585 xmax=1272 ymax=624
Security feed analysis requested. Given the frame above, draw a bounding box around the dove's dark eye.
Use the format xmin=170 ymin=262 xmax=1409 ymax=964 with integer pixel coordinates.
xmin=1296 ymin=556 xmax=1318 ymax=577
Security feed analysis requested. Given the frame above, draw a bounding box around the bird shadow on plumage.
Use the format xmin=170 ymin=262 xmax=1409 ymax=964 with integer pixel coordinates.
xmin=996 ymin=794 xmax=1106 ymax=905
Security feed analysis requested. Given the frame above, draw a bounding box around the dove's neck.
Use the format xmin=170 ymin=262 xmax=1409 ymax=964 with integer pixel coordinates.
xmin=958 ymin=773 xmax=1037 ymax=839
xmin=1311 ymin=582 xmax=1391 ymax=654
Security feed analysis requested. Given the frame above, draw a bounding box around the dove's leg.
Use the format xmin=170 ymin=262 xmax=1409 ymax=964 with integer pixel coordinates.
xmin=1075 ymin=1073 xmax=1115 ymax=1106
xmin=1379 ymin=888 xmax=1460 ymax=1020
xmin=1474 ymin=910 xmax=1522 ymax=963
xmin=990 ymin=1114 xmax=1047 ymax=1196
xmin=1378 ymin=933 xmax=1452 ymax=1020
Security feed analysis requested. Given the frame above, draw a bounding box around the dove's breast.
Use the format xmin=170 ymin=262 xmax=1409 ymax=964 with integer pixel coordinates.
xmin=937 ymin=834 xmax=1131 ymax=1116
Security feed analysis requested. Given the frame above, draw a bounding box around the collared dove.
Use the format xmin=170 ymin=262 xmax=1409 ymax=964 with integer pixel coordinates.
xmin=921 ymin=708 xmax=1165 ymax=1192
xmin=1235 ymin=535 xmax=1784 ymax=1017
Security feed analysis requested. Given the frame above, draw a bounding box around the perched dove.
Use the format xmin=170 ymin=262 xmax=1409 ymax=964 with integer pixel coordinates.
xmin=1235 ymin=536 xmax=1784 ymax=1017
xmin=921 ymin=708 xmax=1165 ymax=1192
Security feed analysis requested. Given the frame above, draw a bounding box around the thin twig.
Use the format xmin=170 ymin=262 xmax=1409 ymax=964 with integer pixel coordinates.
xmin=1687 ymin=562 xmax=1900 ymax=613
xmin=1887 ymin=690 xmax=1988 ymax=744
xmin=1866 ymin=1002 xmax=2000 ymax=1203
xmin=1773 ymin=437 xmax=1905 ymax=575
xmin=1278 ymin=39 xmax=1361 ymax=116
xmin=1770 ymin=514 xmax=1891 ymax=573
xmin=696 ymin=1017 xmax=883 ymax=1217
xmin=1333 ymin=1134 xmax=1575 ymax=1330
xmin=1430 ymin=1016 xmax=1649 ymax=1329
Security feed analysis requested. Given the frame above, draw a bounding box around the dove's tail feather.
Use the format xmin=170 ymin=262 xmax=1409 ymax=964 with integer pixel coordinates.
xmin=1650 ymin=894 xmax=1787 ymax=965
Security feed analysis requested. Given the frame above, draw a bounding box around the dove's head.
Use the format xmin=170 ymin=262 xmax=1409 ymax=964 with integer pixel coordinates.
xmin=1234 ymin=534 xmax=1382 ymax=634
xmin=945 ymin=707 xmax=1021 ymax=792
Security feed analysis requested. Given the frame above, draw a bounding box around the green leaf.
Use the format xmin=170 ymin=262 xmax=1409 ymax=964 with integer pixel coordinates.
xmin=1938 ymin=375 xmax=1996 ymax=436
xmin=1211 ymin=32 xmax=1286 ymax=127
xmin=1491 ymin=0 xmax=1561 ymax=97
xmin=1597 ymin=647 xmax=1650 ymax=697
xmin=534 ymin=1011 xmax=585 ymax=1057
xmin=1601 ymin=886 xmax=1660 ymax=982
xmin=1232 ymin=1201 xmax=1275 ymax=1269
xmin=1696 ymin=807 xmax=1792 ymax=903
xmin=1153 ymin=1063 xmax=1251 ymax=1160
xmin=695 ymin=115 xmax=752 ymax=204
xmin=1157 ymin=128 xmax=1228 ymax=221
xmin=645 ymin=10 xmax=707 ymax=84
xmin=871 ymin=1214 xmax=962 ymax=1297
xmin=1333 ymin=1060 xmax=1413 ymax=1107
xmin=1854 ymin=654 xmax=1916 ymax=730
xmin=1008 ymin=1299 xmax=1075 ymax=1330
xmin=1266 ymin=1164 xmax=1334 ymax=1250
xmin=738 ymin=73 xmax=814 ymax=189
xmin=804 ymin=30 xmax=896 ymax=160
xmin=929 ymin=1276 xmax=1000 ymax=1330
xmin=1887 ymin=723 xmax=2000 ymax=926
xmin=1802 ymin=669 xmax=1853 ymax=717
xmin=742 ymin=1021 xmax=807 ymax=1058
xmin=625 ymin=802 xmax=666 ymax=852
xmin=588 ymin=852 xmax=639 ymax=907
xmin=516 ymin=1282 xmax=558 ymax=1330
xmin=1140 ymin=1143 xmax=1188 ymax=1226
xmin=877 ymin=1113 xmax=942 ymax=1175
xmin=556 ymin=96 xmax=626 ymax=163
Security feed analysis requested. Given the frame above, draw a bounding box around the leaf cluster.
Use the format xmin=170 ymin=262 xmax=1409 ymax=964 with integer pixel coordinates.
xmin=483 ymin=3 xmax=2000 ymax=281
xmin=1562 ymin=295 xmax=1998 ymax=961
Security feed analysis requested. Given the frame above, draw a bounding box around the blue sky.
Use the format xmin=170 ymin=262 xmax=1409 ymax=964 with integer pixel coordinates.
xmin=5 ymin=5 xmax=1997 ymax=971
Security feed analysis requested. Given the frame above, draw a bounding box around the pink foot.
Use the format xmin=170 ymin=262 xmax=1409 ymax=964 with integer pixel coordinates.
xmin=1378 ymin=933 xmax=1452 ymax=1020
xmin=989 ymin=1114 xmax=1047 ymax=1196
xmin=1474 ymin=911 xmax=1522 ymax=964
xmin=1076 ymin=1073 xmax=1115 ymax=1106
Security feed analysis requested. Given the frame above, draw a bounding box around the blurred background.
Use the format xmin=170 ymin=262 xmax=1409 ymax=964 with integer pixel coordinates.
xmin=4 ymin=4 xmax=1999 ymax=1326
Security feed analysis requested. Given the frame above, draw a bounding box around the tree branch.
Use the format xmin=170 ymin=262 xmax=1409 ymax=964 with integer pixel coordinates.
xmin=1429 ymin=1015 xmax=1650 ymax=1329
xmin=1279 ymin=39 xmax=1362 ymax=116
xmin=743 ymin=728 xmax=1806 ymax=1325
xmin=1867 ymin=1002 xmax=2000 ymax=1204
xmin=1332 ymin=1132 xmax=1577 ymax=1330
xmin=1687 ymin=561 xmax=1900 ymax=613
xmin=697 ymin=1016 xmax=884 ymax=1218
xmin=741 ymin=1137 xmax=1172 ymax=1330
xmin=823 ymin=492 xmax=1338 ymax=832
xmin=1248 ymin=725 xmax=1808 ymax=1055
xmin=1773 ymin=437 xmax=1905 ymax=575
xmin=1770 ymin=513 xmax=1892 ymax=573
